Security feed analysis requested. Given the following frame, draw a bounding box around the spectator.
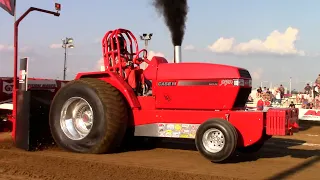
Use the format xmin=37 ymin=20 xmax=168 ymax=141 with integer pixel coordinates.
xmin=256 ymin=87 xmax=262 ymax=98
xmin=313 ymin=83 xmax=319 ymax=97
xmin=265 ymin=93 xmax=271 ymax=106
xmin=315 ymin=74 xmax=320 ymax=86
xmin=302 ymin=95 xmax=310 ymax=108
xmin=279 ymin=84 xmax=285 ymax=99
xmin=270 ymin=93 xmax=275 ymax=103
xmin=266 ymin=91 xmax=272 ymax=101
xmin=266 ymin=88 xmax=271 ymax=94
xmin=315 ymin=94 xmax=320 ymax=108
xmin=313 ymin=74 xmax=320 ymax=98
xmin=296 ymin=92 xmax=302 ymax=104
xmin=275 ymin=89 xmax=282 ymax=104
xmin=304 ymin=83 xmax=312 ymax=95
xmin=263 ymin=87 xmax=267 ymax=93
xmin=300 ymin=92 xmax=306 ymax=104
xmin=289 ymin=101 xmax=295 ymax=108
xmin=306 ymin=102 xmax=313 ymax=109
xmin=256 ymin=93 xmax=271 ymax=110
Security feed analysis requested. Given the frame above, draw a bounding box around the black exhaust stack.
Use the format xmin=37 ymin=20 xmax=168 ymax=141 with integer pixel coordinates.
xmin=15 ymin=58 xmax=54 ymax=151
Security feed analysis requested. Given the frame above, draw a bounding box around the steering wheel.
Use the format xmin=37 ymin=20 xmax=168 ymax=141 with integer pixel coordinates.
xmin=133 ymin=49 xmax=147 ymax=64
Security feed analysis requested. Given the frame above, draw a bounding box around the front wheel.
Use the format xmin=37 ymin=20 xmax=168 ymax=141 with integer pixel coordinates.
xmin=195 ymin=119 xmax=238 ymax=163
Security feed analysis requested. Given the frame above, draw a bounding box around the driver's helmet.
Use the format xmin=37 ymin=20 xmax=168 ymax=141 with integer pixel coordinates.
xmin=108 ymin=35 xmax=127 ymax=54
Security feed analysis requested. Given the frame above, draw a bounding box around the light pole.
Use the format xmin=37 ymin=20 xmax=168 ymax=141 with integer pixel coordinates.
xmin=289 ymin=77 xmax=292 ymax=94
xmin=140 ymin=33 xmax=153 ymax=51
xmin=62 ymin=37 xmax=74 ymax=80
xmin=139 ymin=33 xmax=153 ymax=70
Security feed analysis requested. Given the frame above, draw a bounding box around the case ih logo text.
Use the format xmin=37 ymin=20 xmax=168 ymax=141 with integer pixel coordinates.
xmin=158 ymin=81 xmax=177 ymax=86
xmin=220 ymin=80 xmax=233 ymax=86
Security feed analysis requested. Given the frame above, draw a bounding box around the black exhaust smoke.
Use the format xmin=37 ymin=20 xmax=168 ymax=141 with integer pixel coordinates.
xmin=153 ymin=0 xmax=189 ymax=46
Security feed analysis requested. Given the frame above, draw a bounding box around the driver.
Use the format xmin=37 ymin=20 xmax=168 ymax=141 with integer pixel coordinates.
xmin=107 ymin=35 xmax=130 ymax=67
xmin=108 ymin=35 xmax=145 ymax=94
xmin=108 ymin=35 xmax=128 ymax=55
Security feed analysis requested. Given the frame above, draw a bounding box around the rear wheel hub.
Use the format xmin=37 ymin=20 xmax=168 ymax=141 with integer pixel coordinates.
xmin=60 ymin=97 xmax=94 ymax=140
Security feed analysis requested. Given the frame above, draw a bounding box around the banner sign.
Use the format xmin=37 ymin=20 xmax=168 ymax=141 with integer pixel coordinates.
xmin=299 ymin=108 xmax=320 ymax=121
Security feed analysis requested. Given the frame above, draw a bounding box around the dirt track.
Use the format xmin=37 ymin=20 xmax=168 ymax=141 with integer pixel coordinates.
xmin=0 ymin=122 xmax=319 ymax=180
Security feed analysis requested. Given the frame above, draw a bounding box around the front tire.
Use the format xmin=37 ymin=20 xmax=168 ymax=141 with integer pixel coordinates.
xmin=195 ymin=119 xmax=238 ymax=163
xmin=49 ymin=78 xmax=128 ymax=154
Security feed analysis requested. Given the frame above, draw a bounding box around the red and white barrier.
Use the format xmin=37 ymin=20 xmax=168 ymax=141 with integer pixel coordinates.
xmin=298 ymin=108 xmax=320 ymax=121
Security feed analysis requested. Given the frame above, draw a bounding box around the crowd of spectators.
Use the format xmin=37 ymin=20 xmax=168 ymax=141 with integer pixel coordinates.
xmin=293 ymin=74 xmax=320 ymax=109
xmin=295 ymin=82 xmax=320 ymax=109
xmin=249 ymin=74 xmax=320 ymax=110
xmin=254 ymin=85 xmax=288 ymax=110
xmin=254 ymin=85 xmax=320 ymax=110
xmin=255 ymin=84 xmax=285 ymax=105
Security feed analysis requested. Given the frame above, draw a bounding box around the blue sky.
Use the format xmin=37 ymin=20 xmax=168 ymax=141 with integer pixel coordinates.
xmin=1 ymin=0 xmax=320 ymax=90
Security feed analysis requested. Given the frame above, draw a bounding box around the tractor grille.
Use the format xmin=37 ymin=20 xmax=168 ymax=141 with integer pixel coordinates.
xmin=238 ymin=69 xmax=251 ymax=79
xmin=233 ymin=87 xmax=252 ymax=108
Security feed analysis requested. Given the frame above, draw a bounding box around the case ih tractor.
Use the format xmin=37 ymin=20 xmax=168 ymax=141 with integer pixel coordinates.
xmin=10 ymin=28 xmax=299 ymax=163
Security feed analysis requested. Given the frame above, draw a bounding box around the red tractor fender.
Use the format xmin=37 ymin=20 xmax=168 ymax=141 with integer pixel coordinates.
xmin=75 ymin=71 xmax=141 ymax=109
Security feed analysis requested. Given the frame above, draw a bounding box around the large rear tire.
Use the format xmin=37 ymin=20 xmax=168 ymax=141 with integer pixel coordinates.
xmin=195 ymin=119 xmax=238 ymax=163
xmin=49 ymin=78 xmax=128 ymax=153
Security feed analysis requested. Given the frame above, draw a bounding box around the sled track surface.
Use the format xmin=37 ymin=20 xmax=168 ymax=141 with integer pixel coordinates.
xmin=0 ymin=124 xmax=320 ymax=180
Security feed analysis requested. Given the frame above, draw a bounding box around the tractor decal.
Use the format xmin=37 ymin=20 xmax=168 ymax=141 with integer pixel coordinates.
xmin=172 ymin=131 xmax=180 ymax=137
xmin=220 ymin=79 xmax=234 ymax=86
xmin=154 ymin=123 xmax=200 ymax=139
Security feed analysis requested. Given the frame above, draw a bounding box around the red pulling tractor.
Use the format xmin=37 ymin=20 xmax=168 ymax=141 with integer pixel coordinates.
xmin=8 ymin=28 xmax=299 ymax=163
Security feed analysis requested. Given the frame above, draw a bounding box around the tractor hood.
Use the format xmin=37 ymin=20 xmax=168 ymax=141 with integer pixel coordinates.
xmin=156 ymin=62 xmax=250 ymax=80
xmin=144 ymin=58 xmax=252 ymax=110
